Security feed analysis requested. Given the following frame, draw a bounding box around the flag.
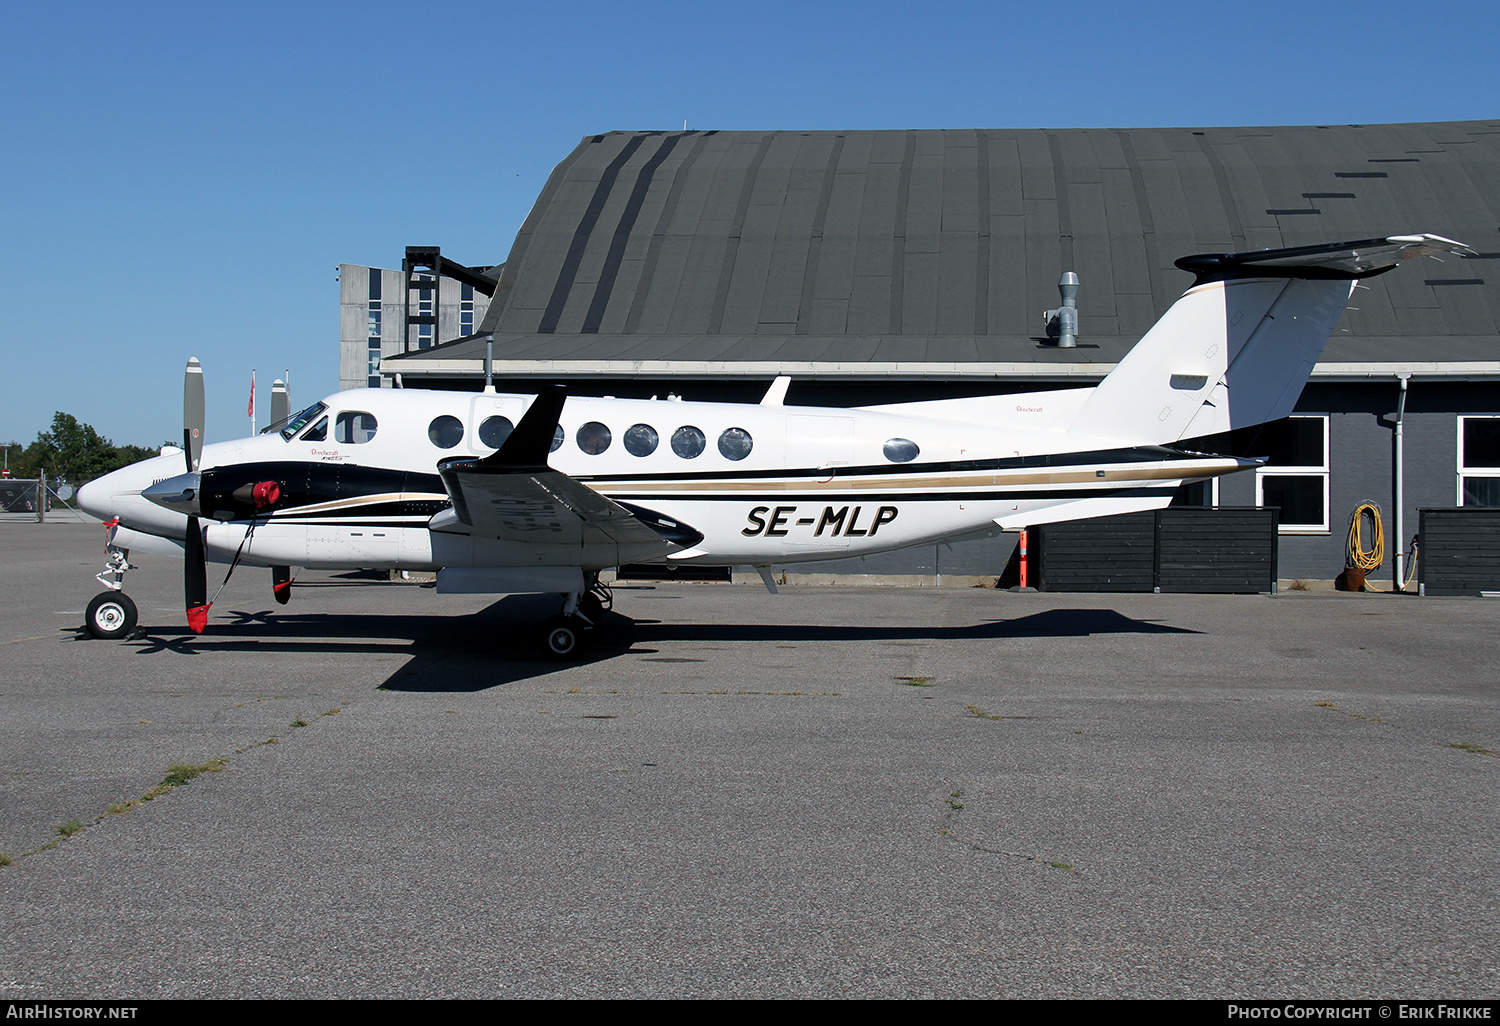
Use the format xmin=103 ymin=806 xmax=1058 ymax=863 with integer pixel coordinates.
xmin=248 ymin=370 xmax=255 ymax=419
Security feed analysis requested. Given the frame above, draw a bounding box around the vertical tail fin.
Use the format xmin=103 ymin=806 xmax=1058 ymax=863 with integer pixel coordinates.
xmin=1068 ymin=235 xmax=1472 ymax=445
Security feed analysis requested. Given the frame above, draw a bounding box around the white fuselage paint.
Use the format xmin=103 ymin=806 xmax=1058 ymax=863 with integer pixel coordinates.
xmin=79 ymin=386 xmax=1248 ymax=573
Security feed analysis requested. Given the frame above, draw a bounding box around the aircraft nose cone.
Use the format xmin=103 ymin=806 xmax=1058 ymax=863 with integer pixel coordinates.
xmin=75 ymin=478 xmax=108 ymax=519
xmin=141 ymin=472 xmax=202 ymax=516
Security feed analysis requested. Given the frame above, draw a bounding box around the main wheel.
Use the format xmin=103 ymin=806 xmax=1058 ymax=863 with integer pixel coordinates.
xmin=85 ymin=592 xmax=138 ymax=640
xmin=543 ymin=617 xmax=582 ymax=660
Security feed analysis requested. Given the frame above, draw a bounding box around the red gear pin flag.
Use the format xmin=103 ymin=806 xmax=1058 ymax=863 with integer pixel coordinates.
xmin=247 ymin=369 xmax=256 ymax=432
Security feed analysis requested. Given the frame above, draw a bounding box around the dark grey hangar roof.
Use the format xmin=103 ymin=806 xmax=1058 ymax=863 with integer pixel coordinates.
xmin=386 ymin=121 xmax=1500 ymax=382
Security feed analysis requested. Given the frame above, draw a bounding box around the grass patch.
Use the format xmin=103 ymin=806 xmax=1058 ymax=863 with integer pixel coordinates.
xmin=162 ymin=760 xmax=226 ymax=787
xmin=895 ymin=676 xmax=933 ymax=687
xmin=58 ymin=820 xmax=83 ymax=837
xmin=0 ymin=853 xmax=11 ymax=867
xmin=290 ymin=719 xmax=310 ymax=728
xmin=966 ymin=705 xmax=1005 ymax=721
xmin=1447 ymin=742 xmax=1496 ymax=757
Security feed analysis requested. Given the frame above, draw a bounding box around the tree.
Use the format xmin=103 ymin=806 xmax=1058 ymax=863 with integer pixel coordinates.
xmin=15 ymin=413 xmax=157 ymax=485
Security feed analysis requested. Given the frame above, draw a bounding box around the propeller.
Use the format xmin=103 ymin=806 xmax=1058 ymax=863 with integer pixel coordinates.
xmin=183 ymin=358 xmax=209 ymax=634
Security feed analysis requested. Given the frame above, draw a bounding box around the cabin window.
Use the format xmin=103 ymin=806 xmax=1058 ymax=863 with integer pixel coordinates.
xmin=550 ymin=425 xmax=564 ymax=453
xmin=478 ymin=416 xmax=513 ymax=450
xmin=281 ymin=402 xmax=327 ymax=441
xmin=335 ymin=412 xmax=378 ymax=445
xmin=717 ymin=427 xmax=753 ymax=461
xmin=1459 ymin=416 xmax=1500 ymax=506
xmin=428 ymin=415 xmax=464 ymax=449
xmin=301 ymin=416 xmax=328 ymax=443
xmin=624 ymin=424 xmax=659 ymax=457
xmin=883 ymin=438 xmax=919 ymax=463
xmin=671 ymin=426 xmax=706 ymax=459
xmin=1254 ymin=416 xmax=1329 ymax=533
xmin=577 ymin=422 xmax=612 ymax=455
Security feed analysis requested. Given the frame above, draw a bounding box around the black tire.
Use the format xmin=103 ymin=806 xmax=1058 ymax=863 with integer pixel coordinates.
xmin=580 ymin=592 xmax=604 ymax=623
xmin=543 ymin=617 xmax=582 ymax=660
xmin=86 ymin=592 xmax=138 ymax=640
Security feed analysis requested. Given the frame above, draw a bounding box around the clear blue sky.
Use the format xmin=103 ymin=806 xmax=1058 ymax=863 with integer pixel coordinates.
xmin=2 ymin=0 xmax=1495 ymax=449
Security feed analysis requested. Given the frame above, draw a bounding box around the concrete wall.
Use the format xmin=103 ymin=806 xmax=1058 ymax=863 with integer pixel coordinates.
xmin=339 ymin=265 xmax=493 ymax=391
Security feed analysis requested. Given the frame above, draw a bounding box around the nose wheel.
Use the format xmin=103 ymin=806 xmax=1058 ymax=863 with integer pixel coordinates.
xmin=85 ymin=592 xmax=138 ymax=640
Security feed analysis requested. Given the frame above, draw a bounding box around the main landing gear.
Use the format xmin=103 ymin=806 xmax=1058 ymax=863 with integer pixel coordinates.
xmin=86 ymin=546 xmax=140 ymax=640
xmin=541 ymin=576 xmax=613 ymax=660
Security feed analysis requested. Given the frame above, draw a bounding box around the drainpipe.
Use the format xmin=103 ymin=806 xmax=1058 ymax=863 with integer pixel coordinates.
xmin=1394 ymin=373 xmax=1410 ymax=591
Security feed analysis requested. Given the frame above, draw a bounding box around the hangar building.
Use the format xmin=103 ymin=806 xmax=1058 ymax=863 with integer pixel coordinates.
xmin=341 ymin=121 xmax=1500 ymax=584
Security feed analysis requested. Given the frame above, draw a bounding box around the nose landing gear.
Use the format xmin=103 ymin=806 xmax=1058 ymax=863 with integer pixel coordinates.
xmin=85 ymin=592 xmax=138 ymax=640
xmin=86 ymin=546 xmax=140 ymax=640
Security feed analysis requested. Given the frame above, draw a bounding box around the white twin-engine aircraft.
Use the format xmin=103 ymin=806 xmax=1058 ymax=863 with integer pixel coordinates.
xmin=76 ymin=235 xmax=1469 ymax=657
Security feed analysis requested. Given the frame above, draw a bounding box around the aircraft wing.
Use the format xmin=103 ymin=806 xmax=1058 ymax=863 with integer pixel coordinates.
xmin=434 ymin=386 xmax=701 ymax=565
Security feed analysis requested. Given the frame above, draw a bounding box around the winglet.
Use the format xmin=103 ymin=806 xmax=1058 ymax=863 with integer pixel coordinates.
xmin=482 ymin=385 xmax=567 ymax=470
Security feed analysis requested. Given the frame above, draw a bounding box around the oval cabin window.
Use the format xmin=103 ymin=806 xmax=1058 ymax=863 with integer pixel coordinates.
xmin=478 ymin=416 xmax=513 ymax=449
xmin=624 ymin=424 xmax=659 ymax=457
xmin=428 ymin=415 xmax=464 ymax=449
xmin=577 ymin=422 xmax=612 ymax=455
xmin=883 ymin=438 xmax=920 ymax=463
xmin=671 ymin=426 xmax=706 ymax=459
xmin=718 ymin=427 xmax=753 ymax=461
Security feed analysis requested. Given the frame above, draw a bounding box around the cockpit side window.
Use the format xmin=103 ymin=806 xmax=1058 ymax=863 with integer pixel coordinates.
xmin=302 ymin=416 xmax=328 ymax=443
xmin=281 ymin=402 xmax=328 ymax=441
xmin=335 ymin=411 xmax=378 ymax=444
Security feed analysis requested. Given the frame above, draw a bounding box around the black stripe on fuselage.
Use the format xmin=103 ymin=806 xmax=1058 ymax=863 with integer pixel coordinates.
xmin=603 ymin=486 xmax=1180 ymax=503
xmin=578 ymin=445 xmax=1219 ymax=485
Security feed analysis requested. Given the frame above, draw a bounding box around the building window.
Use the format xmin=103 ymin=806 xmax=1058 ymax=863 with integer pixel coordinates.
xmin=460 ymin=283 xmax=475 ymax=338
xmin=417 ymin=274 xmax=434 ymax=350
xmin=1459 ymin=416 xmax=1500 ymax=507
xmin=367 ymin=269 xmax=383 ymax=387
xmin=1254 ymin=416 xmax=1329 ymax=533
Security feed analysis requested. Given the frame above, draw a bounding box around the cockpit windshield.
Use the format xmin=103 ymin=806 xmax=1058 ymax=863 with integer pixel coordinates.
xmin=280 ymin=402 xmax=329 ymax=441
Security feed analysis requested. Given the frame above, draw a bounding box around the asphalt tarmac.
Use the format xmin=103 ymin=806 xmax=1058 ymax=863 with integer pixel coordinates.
xmin=2 ymin=522 xmax=1497 ymax=999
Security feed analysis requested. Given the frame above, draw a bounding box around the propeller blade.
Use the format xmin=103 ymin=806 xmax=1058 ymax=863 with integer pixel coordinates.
xmin=184 ymin=357 xmax=205 ymax=474
xmin=272 ymin=565 xmax=292 ymax=605
xmin=185 ymin=514 xmax=209 ymax=633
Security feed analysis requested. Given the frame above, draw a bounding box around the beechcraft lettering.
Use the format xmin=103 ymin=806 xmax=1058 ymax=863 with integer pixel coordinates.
xmin=74 ymin=236 xmax=1472 ymax=658
xmin=743 ymin=505 xmax=900 ymax=538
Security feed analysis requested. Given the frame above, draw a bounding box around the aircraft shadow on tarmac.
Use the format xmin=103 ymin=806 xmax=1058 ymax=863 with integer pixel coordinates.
xmin=100 ymin=598 xmax=1199 ymax=692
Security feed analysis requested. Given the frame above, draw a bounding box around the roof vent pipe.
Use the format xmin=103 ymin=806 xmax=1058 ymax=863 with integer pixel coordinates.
xmin=1044 ymin=272 xmax=1080 ymax=348
xmin=483 ymin=335 xmax=495 ymax=394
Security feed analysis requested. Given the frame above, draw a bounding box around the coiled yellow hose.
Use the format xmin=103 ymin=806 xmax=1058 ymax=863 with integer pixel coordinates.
xmin=1346 ymin=502 xmax=1419 ymax=592
xmin=1347 ymin=502 xmax=1385 ymax=572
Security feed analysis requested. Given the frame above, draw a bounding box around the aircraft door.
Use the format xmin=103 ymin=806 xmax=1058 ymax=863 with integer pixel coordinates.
xmin=470 ymin=396 xmax=526 ymax=453
xmin=786 ymin=415 xmax=854 ymax=473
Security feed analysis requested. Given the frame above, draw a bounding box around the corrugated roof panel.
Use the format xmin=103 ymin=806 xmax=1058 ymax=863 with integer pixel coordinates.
xmin=426 ymin=123 xmax=1490 ymax=370
xmin=900 ymin=248 xmax=941 ymax=335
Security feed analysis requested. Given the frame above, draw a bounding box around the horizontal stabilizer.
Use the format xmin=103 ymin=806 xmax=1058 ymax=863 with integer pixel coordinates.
xmin=1176 ymin=234 xmax=1473 ymax=284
